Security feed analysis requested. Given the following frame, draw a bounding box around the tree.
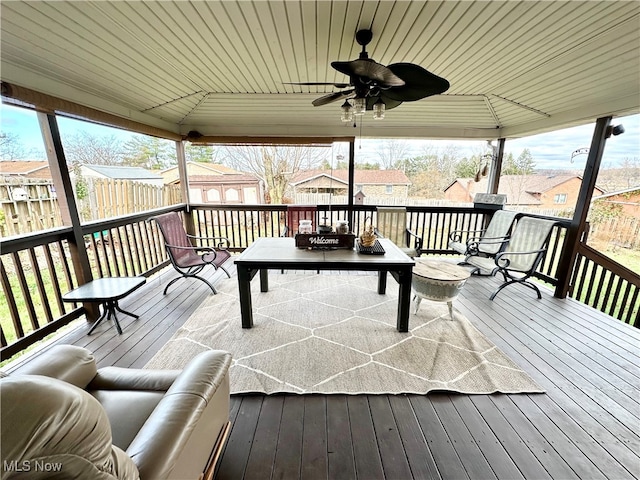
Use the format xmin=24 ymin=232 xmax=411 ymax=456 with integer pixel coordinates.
xmin=221 ymin=145 xmax=328 ymax=204
xmin=376 ymin=139 xmax=411 ymax=170
xmin=405 ymin=145 xmax=464 ymax=198
xmin=185 ymin=143 xmax=219 ymax=163
xmin=503 ymin=149 xmax=535 ymax=175
xmin=454 ymin=155 xmax=481 ymax=179
xmin=62 ymin=131 xmax=125 ymax=166
xmin=0 ymin=131 xmax=43 ymax=160
xmin=122 ymin=136 xmax=176 ymax=170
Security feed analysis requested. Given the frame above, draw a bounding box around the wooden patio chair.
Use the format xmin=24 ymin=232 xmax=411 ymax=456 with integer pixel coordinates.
xmin=375 ymin=207 xmax=423 ymax=257
xmin=149 ymin=212 xmax=231 ymax=295
xmin=449 ymin=209 xmax=519 ymax=261
xmin=283 ymin=205 xmax=317 ymax=236
xmin=465 ymin=216 xmax=558 ymax=300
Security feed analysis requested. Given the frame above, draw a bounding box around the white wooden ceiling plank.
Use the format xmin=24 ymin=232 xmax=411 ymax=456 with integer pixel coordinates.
xmin=312 ymin=1 xmax=332 ymax=90
xmin=449 ymin=2 xmax=580 ymax=91
xmin=300 ymin=0 xmax=318 ymax=84
xmin=341 ymin=1 xmax=369 ymax=59
xmin=444 ymin=2 xmax=559 ymax=92
xmin=324 ymin=0 xmax=350 ymax=86
xmin=232 ymin=1 xmax=283 ymax=93
xmin=283 ymin=1 xmax=310 ymax=86
xmin=0 ymin=8 xmax=174 ymax=111
xmin=266 ymin=1 xmax=300 ymax=89
xmin=152 ymin=1 xmax=233 ymax=92
xmin=186 ymin=1 xmax=257 ymax=92
xmin=122 ymin=1 xmax=218 ymax=90
xmin=87 ymin=2 xmax=207 ymax=95
xmin=431 ymin=1 xmax=521 ymax=86
xmin=210 ymin=1 xmax=271 ymax=93
xmin=5 ymin=1 xmax=177 ymax=104
xmin=505 ymin=35 xmax=639 ymax=103
xmin=459 ymin=2 xmax=621 ymax=93
xmin=373 ymin=0 xmax=431 ymax=65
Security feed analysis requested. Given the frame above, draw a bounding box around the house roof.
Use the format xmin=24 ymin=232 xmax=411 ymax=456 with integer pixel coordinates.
xmin=446 ymin=174 xmax=604 ymax=205
xmin=0 ymin=160 xmax=49 ymax=176
xmin=593 ymin=186 xmax=640 ymax=200
xmin=292 ymin=169 xmax=411 ymax=186
xmin=161 ymin=162 xmax=242 ymax=176
xmin=181 ymin=174 xmax=260 ymax=184
xmin=1 ymin=1 xmax=638 ymax=141
xmin=82 ymin=165 xmax=162 ymax=180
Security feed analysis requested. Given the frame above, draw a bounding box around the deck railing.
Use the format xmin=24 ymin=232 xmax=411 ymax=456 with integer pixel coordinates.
xmin=1 ymin=203 xmax=637 ymax=361
xmin=0 ymin=205 xmax=178 ymax=360
xmin=192 ymin=204 xmax=570 ymax=282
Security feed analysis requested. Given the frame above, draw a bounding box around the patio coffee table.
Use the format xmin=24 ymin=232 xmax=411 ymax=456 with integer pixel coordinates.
xmin=412 ymin=259 xmax=470 ymax=320
xmin=62 ymin=277 xmax=146 ymax=335
xmin=234 ymin=237 xmax=415 ymax=332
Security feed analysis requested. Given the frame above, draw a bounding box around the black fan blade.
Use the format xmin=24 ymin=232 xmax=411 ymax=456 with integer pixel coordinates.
xmin=366 ymin=95 xmax=403 ymax=111
xmin=312 ymin=89 xmax=355 ymax=107
xmin=383 ymin=63 xmax=449 ymax=102
xmin=284 ymin=82 xmax=351 ymax=89
xmin=331 ymin=59 xmax=405 ymax=87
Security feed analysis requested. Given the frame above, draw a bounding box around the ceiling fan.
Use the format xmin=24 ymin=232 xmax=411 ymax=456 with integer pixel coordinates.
xmin=286 ymin=29 xmax=450 ymax=119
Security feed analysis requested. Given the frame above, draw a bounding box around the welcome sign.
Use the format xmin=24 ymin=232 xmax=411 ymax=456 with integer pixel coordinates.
xmin=295 ymin=233 xmax=356 ymax=250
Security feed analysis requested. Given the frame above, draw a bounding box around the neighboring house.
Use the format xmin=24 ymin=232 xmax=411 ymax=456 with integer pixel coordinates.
xmin=592 ymin=187 xmax=640 ymax=219
xmin=0 ymin=160 xmax=55 ymax=202
xmin=444 ymin=175 xmax=604 ymax=210
xmin=0 ymin=160 xmax=51 ymax=179
xmin=80 ymin=165 xmax=164 ymax=187
xmin=162 ymin=162 xmax=263 ymax=204
xmin=160 ymin=162 xmax=239 ymax=183
xmin=291 ymin=169 xmax=411 ymax=198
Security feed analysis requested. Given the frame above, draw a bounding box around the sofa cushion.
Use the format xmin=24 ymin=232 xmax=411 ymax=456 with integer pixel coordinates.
xmin=0 ymin=375 xmax=139 ymax=480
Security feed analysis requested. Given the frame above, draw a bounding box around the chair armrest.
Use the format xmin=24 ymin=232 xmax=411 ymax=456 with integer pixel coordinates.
xmin=125 ymin=350 xmax=232 ymax=480
xmin=166 ymin=243 xmax=219 ymax=258
xmin=495 ymin=248 xmax=547 ymax=268
xmin=406 ymin=229 xmax=423 ymax=255
xmin=469 ymin=234 xmax=510 ymax=246
xmin=449 ymin=228 xmax=484 ymax=243
xmin=7 ymin=345 xmax=97 ymax=389
xmin=467 ymin=236 xmax=510 ymax=256
xmin=89 ymin=367 xmax=180 ymax=391
xmin=187 ymin=234 xmax=231 ymax=249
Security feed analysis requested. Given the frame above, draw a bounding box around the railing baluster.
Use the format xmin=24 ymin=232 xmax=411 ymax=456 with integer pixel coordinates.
xmin=0 ymin=258 xmax=23 ymax=342
xmin=43 ymin=243 xmax=66 ymax=315
xmin=28 ymin=247 xmax=52 ymax=325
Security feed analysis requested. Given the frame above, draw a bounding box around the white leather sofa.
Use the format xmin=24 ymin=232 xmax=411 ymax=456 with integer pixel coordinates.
xmin=1 ymin=345 xmax=232 ymax=480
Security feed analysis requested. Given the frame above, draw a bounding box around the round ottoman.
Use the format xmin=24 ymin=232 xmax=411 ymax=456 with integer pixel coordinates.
xmin=412 ymin=259 xmax=471 ymax=320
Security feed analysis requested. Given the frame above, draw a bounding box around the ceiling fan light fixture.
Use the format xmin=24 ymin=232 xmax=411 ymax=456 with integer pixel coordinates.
xmin=373 ymin=98 xmax=385 ymax=119
xmin=340 ymin=100 xmax=354 ymax=123
xmin=353 ymin=97 xmax=366 ymax=115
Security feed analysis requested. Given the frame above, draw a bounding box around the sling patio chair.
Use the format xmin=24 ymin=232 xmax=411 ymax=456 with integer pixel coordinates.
xmin=465 ymin=216 xmax=558 ymax=300
xmin=449 ymin=209 xmax=519 ymax=261
xmin=149 ymin=211 xmax=231 ymax=295
xmin=375 ymin=207 xmax=423 ymax=257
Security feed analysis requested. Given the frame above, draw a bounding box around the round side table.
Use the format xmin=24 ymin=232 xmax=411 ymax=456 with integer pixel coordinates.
xmin=412 ymin=259 xmax=471 ymax=320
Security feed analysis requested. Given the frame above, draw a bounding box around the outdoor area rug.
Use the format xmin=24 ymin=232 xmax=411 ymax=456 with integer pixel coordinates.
xmin=145 ymin=273 xmax=544 ymax=395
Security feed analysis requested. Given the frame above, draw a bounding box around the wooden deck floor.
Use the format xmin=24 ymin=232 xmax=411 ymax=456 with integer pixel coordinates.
xmin=14 ymin=259 xmax=640 ymax=480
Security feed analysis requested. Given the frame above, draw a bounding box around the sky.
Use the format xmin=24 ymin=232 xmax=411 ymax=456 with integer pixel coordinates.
xmin=1 ymin=103 xmax=638 ymax=171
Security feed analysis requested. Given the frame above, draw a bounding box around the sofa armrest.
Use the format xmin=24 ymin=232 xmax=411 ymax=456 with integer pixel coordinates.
xmin=126 ymin=350 xmax=232 ymax=480
xmin=90 ymin=367 xmax=180 ymax=391
xmin=7 ymin=345 xmax=97 ymax=389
